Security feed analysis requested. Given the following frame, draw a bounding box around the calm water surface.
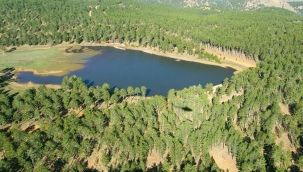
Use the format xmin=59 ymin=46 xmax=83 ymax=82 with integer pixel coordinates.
xmin=18 ymin=46 xmax=235 ymax=96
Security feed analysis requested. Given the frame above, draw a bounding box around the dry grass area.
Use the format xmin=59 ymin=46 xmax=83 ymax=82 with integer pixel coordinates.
xmin=0 ymin=124 xmax=11 ymax=130
xmin=233 ymin=115 xmax=246 ymax=138
xmin=206 ymin=84 xmax=221 ymax=102
xmin=209 ymin=143 xmax=239 ymax=172
xmin=124 ymin=96 xmax=145 ymax=104
xmin=208 ymin=84 xmax=244 ymax=104
xmin=74 ymin=107 xmax=84 ymax=117
xmin=203 ymin=48 xmax=256 ymax=73
xmin=20 ymin=119 xmax=36 ymax=131
xmin=220 ymin=90 xmax=244 ymax=103
xmin=146 ymin=147 xmax=164 ymax=169
xmin=275 ymin=132 xmax=296 ymax=152
xmin=0 ymin=151 xmax=4 ymax=161
xmin=10 ymin=81 xmax=60 ymax=90
xmin=279 ymin=103 xmax=290 ymax=115
xmin=5 ymin=81 xmax=61 ymax=95
xmin=19 ymin=120 xmax=40 ymax=133
xmin=86 ymin=146 xmax=107 ymax=171
xmin=15 ymin=68 xmax=63 ymax=76
xmin=28 ymin=124 xmax=40 ymax=133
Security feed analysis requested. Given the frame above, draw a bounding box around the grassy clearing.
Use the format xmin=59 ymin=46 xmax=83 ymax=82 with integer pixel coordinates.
xmin=0 ymin=45 xmax=100 ymax=76
xmin=0 ymin=47 xmax=58 ymax=69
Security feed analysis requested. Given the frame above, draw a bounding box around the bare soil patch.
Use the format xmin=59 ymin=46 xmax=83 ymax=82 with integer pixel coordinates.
xmin=146 ymin=147 xmax=164 ymax=169
xmin=220 ymin=90 xmax=244 ymax=103
xmin=203 ymin=49 xmax=256 ymax=73
xmin=20 ymin=120 xmax=40 ymax=133
xmin=275 ymin=132 xmax=296 ymax=152
xmin=0 ymin=151 xmax=4 ymax=161
xmin=0 ymin=124 xmax=11 ymax=130
xmin=124 ymin=96 xmax=145 ymax=104
xmin=15 ymin=68 xmax=63 ymax=76
xmin=209 ymin=143 xmax=239 ymax=172
xmin=9 ymin=82 xmax=61 ymax=90
xmin=279 ymin=103 xmax=290 ymax=115
xmin=75 ymin=107 xmax=84 ymax=117
xmin=86 ymin=146 xmax=107 ymax=171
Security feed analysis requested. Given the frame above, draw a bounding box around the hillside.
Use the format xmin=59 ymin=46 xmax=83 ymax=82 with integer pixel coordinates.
xmin=137 ymin=0 xmax=297 ymax=12
xmin=0 ymin=0 xmax=303 ymax=171
xmin=288 ymin=1 xmax=303 ymax=13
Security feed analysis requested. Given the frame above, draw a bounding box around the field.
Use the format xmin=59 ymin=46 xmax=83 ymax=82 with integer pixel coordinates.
xmin=0 ymin=45 xmax=100 ymax=76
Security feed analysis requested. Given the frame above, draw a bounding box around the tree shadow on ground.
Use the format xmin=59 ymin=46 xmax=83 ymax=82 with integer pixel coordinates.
xmin=7 ymin=47 xmax=16 ymax=52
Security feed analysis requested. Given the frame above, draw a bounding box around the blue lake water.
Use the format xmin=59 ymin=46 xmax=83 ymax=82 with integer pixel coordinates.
xmin=18 ymin=46 xmax=235 ymax=96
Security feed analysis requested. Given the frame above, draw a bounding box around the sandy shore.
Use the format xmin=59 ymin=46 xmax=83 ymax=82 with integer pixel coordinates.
xmin=15 ymin=68 xmax=66 ymax=76
xmin=124 ymin=46 xmax=252 ymax=73
xmin=9 ymin=81 xmax=61 ymax=90
xmin=135 ymin=46 xmax=257 ymax=72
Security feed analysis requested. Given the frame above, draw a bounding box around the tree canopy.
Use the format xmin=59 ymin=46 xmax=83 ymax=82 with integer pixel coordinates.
xmin=0 ymin=0 xmax=303 ymax=171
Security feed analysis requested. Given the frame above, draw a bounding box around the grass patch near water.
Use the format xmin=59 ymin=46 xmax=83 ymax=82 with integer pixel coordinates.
xmin=0 ymin=45 xmax=100 ymax=75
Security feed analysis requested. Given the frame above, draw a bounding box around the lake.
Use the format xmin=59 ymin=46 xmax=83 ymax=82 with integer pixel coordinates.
xmin=18 ymin=46 xmax=235 ymax=96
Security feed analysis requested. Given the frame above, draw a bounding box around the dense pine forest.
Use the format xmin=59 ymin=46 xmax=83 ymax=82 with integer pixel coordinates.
xmin=1 ymin=0 xmax=303 ymax=171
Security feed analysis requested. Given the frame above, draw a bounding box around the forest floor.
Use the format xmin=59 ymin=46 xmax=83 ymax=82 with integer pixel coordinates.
xmin=146 ymin=147 xmax=164 ymax=169
xmin=4 ymin=81 xmax=61 ymax=94
xmin=86 ymin=145 xmax=107 ymax=171
xmin=275 ymin=132 xmax=296 ymax=152
xmin=202 ymin=49 xmax=256 ymax=73
xmin=209 ymin=143 xmax=239 ymax=172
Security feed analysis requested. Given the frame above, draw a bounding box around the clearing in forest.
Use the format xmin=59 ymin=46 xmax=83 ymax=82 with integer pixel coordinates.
xmin=209 ymin=143 xmax=238 ymax=172
xmin=275 ymin=132 xmax=296 ymax=152
xmin=146 ymin=147 xmax=164 ymax=169
xmin=86 ymin=146 xmax=107 ymax=171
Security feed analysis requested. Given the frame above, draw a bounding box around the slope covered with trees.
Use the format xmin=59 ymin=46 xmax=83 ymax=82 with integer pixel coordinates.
xmin=1 ymin=0 xmax=303 ymax=171
xmin=137 ymin=0 xmax=297 ymax=12
xmin=1 ymin=0 xmax=302 ymax=61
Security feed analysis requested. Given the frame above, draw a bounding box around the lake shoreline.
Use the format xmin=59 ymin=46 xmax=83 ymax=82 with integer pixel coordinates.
xmin=8 ymin=42 xmax=255 ymax=91
xmin=8 ymin=42 xmax=256 ymax=76
xmin=80 ymin=42 xmax=256 ymax=73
